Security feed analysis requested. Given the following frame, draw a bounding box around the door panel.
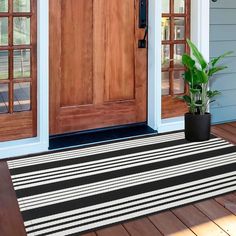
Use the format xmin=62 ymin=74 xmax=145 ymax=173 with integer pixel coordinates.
xmin=104 ymin=1 xmax=135 ymax=101
xmin=60 ymin=0 xmax=93 ymax=107
xmin=50 ymin=0 xmax=147 ymax=135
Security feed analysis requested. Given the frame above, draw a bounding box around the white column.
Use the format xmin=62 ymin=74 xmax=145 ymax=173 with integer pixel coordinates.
xmin=37 ymin=0 xmax=49 ymax=146
xmin=148 ymin=0 xmax=162 ymax=131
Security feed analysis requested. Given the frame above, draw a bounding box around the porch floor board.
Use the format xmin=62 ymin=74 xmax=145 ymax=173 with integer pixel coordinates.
xmin=1 ymin=122 xmax=236 ymax=236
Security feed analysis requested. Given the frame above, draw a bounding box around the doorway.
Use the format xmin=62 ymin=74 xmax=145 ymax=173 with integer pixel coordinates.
xmin=49 ymin=0 xmax=148 ymax=135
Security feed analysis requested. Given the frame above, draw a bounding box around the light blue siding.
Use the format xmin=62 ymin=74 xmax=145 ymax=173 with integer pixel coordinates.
xmin=210 ymin=1 xmax=236 ymax=124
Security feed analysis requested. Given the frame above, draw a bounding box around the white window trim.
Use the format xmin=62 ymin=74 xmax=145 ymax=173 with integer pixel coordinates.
xmin=148 ymin=0 xmax=210 ymax=133
xmin=0 ymin=0 xmax=209 ymax=159
xmin=0 ymin=0 xmax=49 ymax=159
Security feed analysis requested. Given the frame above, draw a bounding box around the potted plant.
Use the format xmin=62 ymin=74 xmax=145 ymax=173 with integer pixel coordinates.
xmin=180 ymin=39 xmax=232 ymax=142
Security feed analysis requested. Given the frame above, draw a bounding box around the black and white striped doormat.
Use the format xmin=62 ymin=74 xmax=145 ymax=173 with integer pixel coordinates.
xmin=7 ymin=132 xmax=236 ymax=236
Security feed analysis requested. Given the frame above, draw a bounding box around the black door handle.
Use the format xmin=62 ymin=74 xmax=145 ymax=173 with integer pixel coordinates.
xmin=138 ymin=28 xmax=148 ymax=48
xmin=139 ymin=0 xmax=147 ymax=28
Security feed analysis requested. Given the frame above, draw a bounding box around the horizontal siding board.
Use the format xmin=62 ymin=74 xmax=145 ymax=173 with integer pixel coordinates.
xmin=210 ymin=73 xmax=236 ymax=91
xmin=210 ymin=0 xmax=236 ymax=9
xmin=210 ymin=41 xmax=236 ymax=57
xmin=211 ymin=9 xmax=236 ymax=25
xmin=211 ymin=106 xmax=236 ymax=124
xmin=210 ymin=25 xmax=236 ymax=41
xmin=211 ymin=89 xmax=236 ymax=108
xmin=210 ymin=57 xmax=236 ymax=74
xmin=210 ymin=4 xmax=236 ymax=123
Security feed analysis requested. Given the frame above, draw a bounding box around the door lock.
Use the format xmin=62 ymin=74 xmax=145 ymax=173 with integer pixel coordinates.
xmin=139 ymin=0 xmax=147 ymax=28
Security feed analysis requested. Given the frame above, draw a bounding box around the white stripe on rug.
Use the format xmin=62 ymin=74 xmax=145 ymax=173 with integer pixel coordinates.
xmin=24 ymin=170 xmax=236 ymax=227
xmin=24 ymin=175 xmax=236 ymax=236
xmin=18 ymin=152 xmax=236 ymax=210
xmin=8 ymin=132 xmax=185 ymax=169
xmin=11 ymin=138 xmax=225 ymax=181
xmin=12 ymin=143 xmax=234 ymax=190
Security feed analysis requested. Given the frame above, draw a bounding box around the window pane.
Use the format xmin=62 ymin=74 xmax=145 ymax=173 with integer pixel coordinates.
xmin=13 ymin=17 xmax=30 ymax=45
xmin=0 ymin=17 xmax=8 ymax=45
xmin=14 ymin=49 xmax=31 ymax=78
xmin=174 ymin=0 xmax=185 ymax=14
xmin=174 ymin=44 xmax=185 ymax=67
xmin=162 ymin=71 xmax=170 ymax=95
xmin=0 ymin=83 xmax=8 ymax=113
xmin=162 ymin=17 xmax=170 ymax=41
xmin=13 ymin=0 xmax=30 ymax=12
xmin=13 ymin=82 xmax=30 ymax=112
xmin=162 ymin=45 xmax=170 ymax=69
xmin=0 ymin=50 xmax=8 ymax=80
xmin=0 ymin=0 xmax=8 ymax=12
xmin=162 ymin=0 xmax=170 ymax=14
xmin=174 ymin=70 xmax=185 ymax=94
xmin=174 ymin=17 xmax=185 ymax=40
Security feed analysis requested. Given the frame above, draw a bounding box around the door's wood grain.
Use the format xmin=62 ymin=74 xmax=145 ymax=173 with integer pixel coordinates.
xmin=104 ymin=0 xmax=135 ymax=101
xmin=49 ymin=0 xmax=62 ymax=134
xmin=93 ymin=0 xmax=106 ymax=106
xmin=60 ymin=0 xmax=93 ymax=107
xmin=49 ymin=0 xmax=147 ymax=135
xmin=149 ymin=211 xmax=195 ymax=236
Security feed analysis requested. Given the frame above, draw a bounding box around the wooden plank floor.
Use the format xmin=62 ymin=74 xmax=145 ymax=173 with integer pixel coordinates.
xmin=0 ymin=122 xmax=236 ymax=236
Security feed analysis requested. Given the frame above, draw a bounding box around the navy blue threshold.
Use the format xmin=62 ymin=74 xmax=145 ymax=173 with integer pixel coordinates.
xmin=49 ymin=123 xmax=156 ymax=150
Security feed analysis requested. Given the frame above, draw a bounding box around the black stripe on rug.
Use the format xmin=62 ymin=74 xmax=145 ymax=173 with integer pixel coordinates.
xmin=14 ymin=145 xmax=236 ymax=198
xmin=10 ymin=138 xmax=190 ymax=175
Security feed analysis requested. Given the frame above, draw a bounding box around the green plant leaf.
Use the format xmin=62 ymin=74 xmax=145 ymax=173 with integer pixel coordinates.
xmin=190 ymin=88 xmax=201 ymax=94
xmin=207 ymin=90 xmax=221 ymax=99
xmin=208 ymin=66 xmax=228 ymax=77
xmin=182 ymin=54 xmax=195 ymax=69
xmin=187 ymin=39 xmax=207 ymax=70
xmin=179 ymin=95 xmax=192 ymax=105
xmin=183 ymin=71 xmax=192 ymax=83
xmin=194 ymin=68 xmax=208 ymax=84
xmin=211 ymin=51 xmax=234 ymax=67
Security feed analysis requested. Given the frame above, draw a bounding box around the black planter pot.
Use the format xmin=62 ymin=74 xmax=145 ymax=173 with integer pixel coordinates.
xmin=185 ymin=113 xmax=211 ymax=142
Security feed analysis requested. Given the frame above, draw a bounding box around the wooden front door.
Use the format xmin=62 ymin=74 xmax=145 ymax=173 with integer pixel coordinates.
xmin=49 ymin=0 xmax=147 ymax=135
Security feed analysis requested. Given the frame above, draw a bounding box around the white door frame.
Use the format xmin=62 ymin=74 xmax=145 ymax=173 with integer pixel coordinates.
xmin=147 ymin=0 xmax=210 ymax=133
xmin=0 ymin=0 xmax=209 ymax=159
